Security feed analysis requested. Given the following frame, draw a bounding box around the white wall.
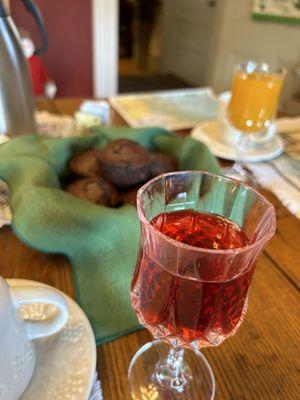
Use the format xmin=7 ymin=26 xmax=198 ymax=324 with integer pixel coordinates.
xmin=208 ymin=0 xmax=300 ymax=101
xmin=160 ymin=0 xmax=216 ymax=86
xmin=92 ymin=0 xmax=118 ymax=97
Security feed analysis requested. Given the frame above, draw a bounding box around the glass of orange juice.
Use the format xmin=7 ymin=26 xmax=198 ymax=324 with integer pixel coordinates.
xmin=224 ymin=61 xmax=286 ymax=183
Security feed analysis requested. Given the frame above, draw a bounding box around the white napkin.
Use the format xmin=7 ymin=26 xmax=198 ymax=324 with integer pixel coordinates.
xmin=246 ymin=122 xmax=300 ymax=219
xmin=246 ymin=156 xmax=300 ymax=218
xmin=0 ymin=137 xmax=11 ymax=228
xmin=0 ymin=180 xmax=11 ymax=228
xmin=89 ymin=373 xmax=103 ymax=400
xmin=275 ymin=116 xmax=300 ymax=134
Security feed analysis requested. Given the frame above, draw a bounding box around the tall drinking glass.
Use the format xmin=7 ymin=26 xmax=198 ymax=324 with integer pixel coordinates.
xmin=129 ymin=171 xmax=276 ymax=399
xmin=223 ymin=61 xmax=286 ymax=183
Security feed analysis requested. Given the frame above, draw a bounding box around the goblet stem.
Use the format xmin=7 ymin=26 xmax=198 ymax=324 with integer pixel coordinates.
xmin=154 ymin=346 xmax=192 ymax=393
xmin=128 ymin=340 xmax=216 ymax=399
xmin=223 ymin=132 xmax=257 ymax=185
xmin=232 ymin=132 xmax=249 ymax=176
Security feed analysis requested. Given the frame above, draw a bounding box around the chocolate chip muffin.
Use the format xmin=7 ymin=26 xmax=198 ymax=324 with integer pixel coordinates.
xmin=66 ymin=177 xmax=121 ymax=207
xmin=149 ymin=152 xmax=178 ymax=177
xmin=98 ymin=139 xmax=152 ymax=189
xmin=121 ymin=186 xmax=140 ymax=207
xmin=69 ymin=149 xmax=102 ymax=178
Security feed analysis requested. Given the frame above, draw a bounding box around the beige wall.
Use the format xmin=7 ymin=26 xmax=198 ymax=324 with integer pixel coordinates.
xmin=160 ymin=0 xmax=216 ymax=86
xmin=208 ymin=0 xmax=300 ymax=101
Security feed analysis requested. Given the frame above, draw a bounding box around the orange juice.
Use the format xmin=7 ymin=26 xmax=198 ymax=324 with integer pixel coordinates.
xmin=228 ymin=71 xmax=284 ymax=133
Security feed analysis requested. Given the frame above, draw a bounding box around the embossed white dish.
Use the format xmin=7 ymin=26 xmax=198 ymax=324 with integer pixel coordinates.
xmin=7 ymin=279 xmax=96 ymax=400
xmin=191 ymin=121 xmax=284 ymax=162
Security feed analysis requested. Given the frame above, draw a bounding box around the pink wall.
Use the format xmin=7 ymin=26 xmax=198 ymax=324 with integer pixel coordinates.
xmin=10 ymin=0 xmax=93 ymax=97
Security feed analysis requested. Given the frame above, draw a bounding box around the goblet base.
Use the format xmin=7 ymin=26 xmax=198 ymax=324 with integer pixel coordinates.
xmin=223 ymin=164 xmax=257 ymax=187
xmin=128 ymin=340 xmax=215 ymax=399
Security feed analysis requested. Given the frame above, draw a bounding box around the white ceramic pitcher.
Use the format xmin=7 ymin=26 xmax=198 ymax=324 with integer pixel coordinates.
xmin=0 ymin=277 xmax=69 ymax=400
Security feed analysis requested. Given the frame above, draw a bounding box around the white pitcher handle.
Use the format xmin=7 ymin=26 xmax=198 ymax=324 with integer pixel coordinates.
xmin=10 ymin=286 xmax=69 ymax=340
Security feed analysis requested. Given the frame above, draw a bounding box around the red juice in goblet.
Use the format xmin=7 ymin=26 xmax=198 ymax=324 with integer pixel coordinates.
xmin=131 ymin=210 xmax=253 ymax=349
xmin=129 ymin=172 xmax=276 ymax=399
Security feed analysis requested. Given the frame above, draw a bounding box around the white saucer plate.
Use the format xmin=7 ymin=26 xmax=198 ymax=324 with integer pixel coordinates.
xmin=8 ymin=279 xmax=97 ymax=400
xmin=191 ymin=121 xmax=284 ymax=162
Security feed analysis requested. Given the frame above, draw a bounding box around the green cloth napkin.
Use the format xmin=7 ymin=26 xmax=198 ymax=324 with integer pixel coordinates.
xmin=0 ymin=127 xmax=221 ymax=344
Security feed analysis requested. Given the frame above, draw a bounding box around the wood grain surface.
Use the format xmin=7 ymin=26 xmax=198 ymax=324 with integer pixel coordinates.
xmin=0 ymin=99 xmax=299 ymax=400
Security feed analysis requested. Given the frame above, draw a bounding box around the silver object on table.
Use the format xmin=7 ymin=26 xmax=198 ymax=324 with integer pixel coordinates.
xmin=0 ymin=0 xmax=48 ymax=137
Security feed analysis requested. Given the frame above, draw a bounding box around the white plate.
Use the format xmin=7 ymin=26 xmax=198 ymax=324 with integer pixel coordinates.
xmin=7 ymin=279 xmax=96 ymax=400
xmin=110 ymin=87 xmax=217 ymax=130
xmin=191 ymin=121 xmax=284 ymax=162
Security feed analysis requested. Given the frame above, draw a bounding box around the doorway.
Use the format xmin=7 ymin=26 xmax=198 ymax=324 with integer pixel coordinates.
xmin=118 ymin=0 xmax=194 ymax=93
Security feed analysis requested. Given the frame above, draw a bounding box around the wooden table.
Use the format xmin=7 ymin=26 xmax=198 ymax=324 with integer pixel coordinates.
xmin=0 ymin=98 xmax=299 ymax=400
